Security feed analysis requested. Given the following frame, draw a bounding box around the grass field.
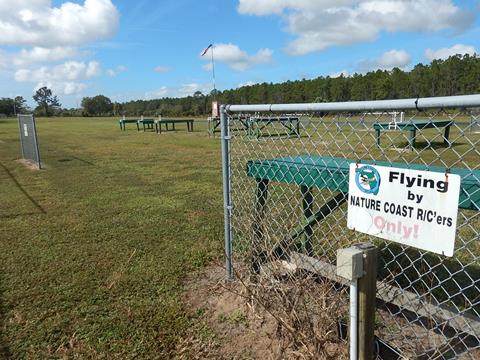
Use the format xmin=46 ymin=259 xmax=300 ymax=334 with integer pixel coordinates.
xmin=0 ymin=117 xmax=223 ymax=358
xmin=1 ymin=114 xmax=479 ymax=358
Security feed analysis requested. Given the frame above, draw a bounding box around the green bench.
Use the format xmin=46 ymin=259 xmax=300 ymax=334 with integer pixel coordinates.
xmin=119 ymin=119 xmax=140 ymax=131
xmin=155 ymin=119 xmax=194 ymax=133
xmin=373 ymin=120 xmax=452 ymax=149
xmin=246 ymin=155 xmax=480 ymax=272
xmin=248 ymin=116 xmax=301 ymax=138
xmin=137 ymin=119 xmax=156 ymax=131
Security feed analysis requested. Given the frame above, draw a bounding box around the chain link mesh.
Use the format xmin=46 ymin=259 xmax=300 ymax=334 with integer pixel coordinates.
xmin=225 ymin=101 xmax=480 ymax=358
xmin=18 ymin=114 xmax=41 ymax=168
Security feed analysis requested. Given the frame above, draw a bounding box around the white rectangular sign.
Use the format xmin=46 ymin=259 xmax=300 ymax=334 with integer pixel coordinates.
xmin=212 ymin=101 xmax=219 ymax=118
xmin=23 ymin=124 xmax=29 ymax=137
xmin=347 ymin=163 xmax=461 ymax=256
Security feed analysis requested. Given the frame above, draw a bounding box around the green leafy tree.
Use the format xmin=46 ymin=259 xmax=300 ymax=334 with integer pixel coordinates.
xmin=13 ymin=96 xmax=27 ymax=115
xmin=81 ymin=95 xmax=114 ymax=116
xmin=33 ymin=87 xmax=61 ymax=116
xmin=0 ymin=98 xmax=14 ymax=116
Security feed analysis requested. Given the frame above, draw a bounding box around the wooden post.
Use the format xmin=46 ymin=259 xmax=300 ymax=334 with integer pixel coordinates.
xmin=300 ymin=185 xmax=314 ymax=256
xmin=356 ymin=243 xmax=378 ymax=360
xmin=444 ymin=124 xmax=451 ymax=146
xmin=409 ymin=128 xmax=416 ymax=149
xmin=375 ymin=129 xmax=381 ymax=146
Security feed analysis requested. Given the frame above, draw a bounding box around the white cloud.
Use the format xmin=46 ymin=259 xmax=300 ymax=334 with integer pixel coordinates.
xmin=202 ymin=63 xmax=213 ymax=71
xmin=0 ymin=51 xmax=8 ymax=71
xmin=144 ymin=83 xmax=213 ymax=100
xmin=154 ymin=65 xmax=172 ymax=73
xmin=0 ymin=46 xmax=88 ymax=70
xmin=201 ymin=43 xmax=273 ymax=71
xmin=357 ymin=49 xmax=411 ymax=72
xmin=35 ymin=81 xmax=87 ymax=96
xmin=145 ymin=86 xmax=169 ymax=99
xmin=106 ymin=65 xmax=128 ymax=77
xmin=0 ymin=1 xmax=119 ymax=99
xmin=0 ymin=0 xmax=119 ymax=47
xmin=14 ymin=61 xmax=101 ymax=95
xmin=237 ymin=0 xmax=474 ymax=55
xmin=177 ymin=83 xmax=212 ymax=97
xmin=238 ymin=81 xmax=258 ymax=87
xmin=425 ymin=44 xmax=477 ymax=61
xmin=14 ymin=47 xmax=81 ymax=66
xmin=329 ymin=70 xmax=349 ymax=78
xmin=15 ymin=61 xmax=101 ymax=82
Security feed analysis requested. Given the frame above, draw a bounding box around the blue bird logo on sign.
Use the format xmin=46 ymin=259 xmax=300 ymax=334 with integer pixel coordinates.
xmin=355 ymin=165 xmax=381 ymax=195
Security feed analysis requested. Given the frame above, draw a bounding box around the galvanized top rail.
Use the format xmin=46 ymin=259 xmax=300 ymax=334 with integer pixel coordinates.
xmin=225 ymin=94 xmax=480 ymax=113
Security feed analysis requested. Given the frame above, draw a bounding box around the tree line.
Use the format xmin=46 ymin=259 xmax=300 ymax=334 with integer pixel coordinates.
xmin=0 ymin=54 xmax=478 ymax=118
xmin=115 ymin=54 xmax=480 ymax=117
xmin=0 ymin=87 xmax=61 ymax=117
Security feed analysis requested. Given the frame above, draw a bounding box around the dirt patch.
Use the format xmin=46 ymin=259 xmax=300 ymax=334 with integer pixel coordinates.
xmin=16 ymin=158 xmax=41 ymax=170
xmin=180 ymin=263 xmax=348 ymax=359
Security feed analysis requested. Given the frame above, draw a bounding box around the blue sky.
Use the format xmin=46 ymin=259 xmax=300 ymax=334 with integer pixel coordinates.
xmin=0 ymin=0 xmax=479 ymax=108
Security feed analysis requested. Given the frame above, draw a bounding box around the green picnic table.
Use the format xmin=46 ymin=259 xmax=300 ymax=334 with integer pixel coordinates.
xmin=247 ymin=116 xmax=301 ymax=138
xmin=119 ymin=119 xmax=140 ymax=131
xmin=137 ymin=119 xmax=156 ymax=131
xmin=208 ymin=117 xmax=221 ymax=137
xmin=373 ymin=120 xmax=453 ymax=149
xmin=208 ymin=116 xmax=252 ymax=137
xmin=246 ymin=155 xmax=479 ymax=273
xmin=155 ymin=119 xmax=194 ymax=133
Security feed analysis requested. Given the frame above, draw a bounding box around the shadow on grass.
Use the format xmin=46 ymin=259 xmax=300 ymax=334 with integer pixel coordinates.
xmin=0 ymin=212 xmax=41 ymax=220
xmin=58 ymin=156 xmax=95 ymax=166
xmin=0 ymin=161 xmax=46 ymax=214
xmin=411 ymin=140 xmax=467 ymax=150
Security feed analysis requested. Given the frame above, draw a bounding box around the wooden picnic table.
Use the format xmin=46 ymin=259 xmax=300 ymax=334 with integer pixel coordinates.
xmin=373 ymin=120 xmax=453 ymax=149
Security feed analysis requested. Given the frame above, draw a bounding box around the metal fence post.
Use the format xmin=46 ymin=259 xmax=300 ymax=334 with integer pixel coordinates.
xmin=17 ymin=115 xmax=25 ymax=159
xmin=220 ymin=105 xmax=233 ymax=281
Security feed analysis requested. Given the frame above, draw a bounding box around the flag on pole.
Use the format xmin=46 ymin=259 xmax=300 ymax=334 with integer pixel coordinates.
xmin=201 ymin=44 xmax=213 ymax=56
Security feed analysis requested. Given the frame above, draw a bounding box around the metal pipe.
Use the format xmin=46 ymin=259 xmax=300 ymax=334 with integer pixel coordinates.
xmin=350 ymin=279 xmax=358 ymax=360
xmin=17 ymin=115 xmax=25 ymax=160
xmin=220 ymin=105 xmax=233 ymax=281
xmin=225 ymin=94 xmax=480 ymax=113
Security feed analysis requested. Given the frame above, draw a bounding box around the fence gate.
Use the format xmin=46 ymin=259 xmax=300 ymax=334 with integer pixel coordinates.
xmin=18 ymin=114 xmax=41 ymax=169
xmin=221 ymin=95 xmax=480 ymax=359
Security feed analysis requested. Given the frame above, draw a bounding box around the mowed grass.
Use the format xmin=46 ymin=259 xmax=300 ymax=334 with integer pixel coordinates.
xmin=0 ymin=117 xmax=223 ymax=358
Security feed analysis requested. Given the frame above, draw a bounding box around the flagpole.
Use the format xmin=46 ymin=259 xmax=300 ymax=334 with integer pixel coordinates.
xmin=210 ymin=45 xmax=216 ymax=99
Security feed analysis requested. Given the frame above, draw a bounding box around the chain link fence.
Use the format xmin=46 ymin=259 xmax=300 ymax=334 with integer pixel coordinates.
xmin=18 ymin=114 xmax=41 ymax=169
xmin=221 ymin=95 xmax=480 ymax=359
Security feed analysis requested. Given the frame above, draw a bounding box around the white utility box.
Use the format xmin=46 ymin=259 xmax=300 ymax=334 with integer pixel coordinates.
xmin=336 ymin=246 xmax=364 ymax=281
